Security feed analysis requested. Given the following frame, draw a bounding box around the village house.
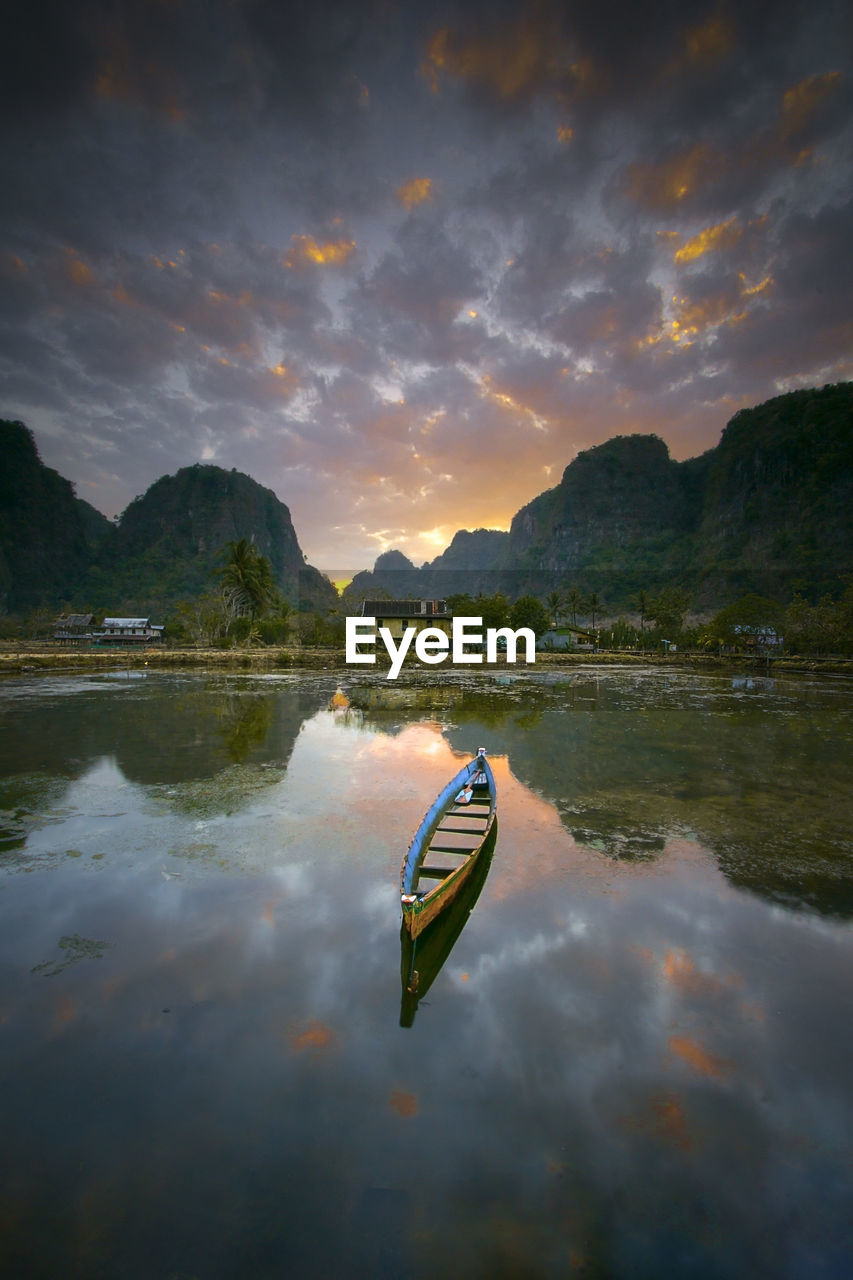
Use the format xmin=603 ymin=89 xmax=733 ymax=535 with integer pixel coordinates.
xmin=733 ymin=624 xmax=784 ymax=650
xmin=358 ymin=599 xmax=452 ymax=640
xmin=538 ymin=627 xmax=597 ymax=650
xmin=53 ymin=613 xmax=96 ymax=644
xmin=92 ymin=617 xmax=164 ymax=645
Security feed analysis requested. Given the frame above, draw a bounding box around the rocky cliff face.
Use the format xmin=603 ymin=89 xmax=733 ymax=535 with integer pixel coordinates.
xmin=0 ymin=434 xmax=336 ymax=616
xmin=350 ymin=382 xmax=853 ymax=609
xmin=506 ymin=434 xmax=693 ymax=570
xmin=0 ymin=420 xmax=114 ymax=613
xmin=110 ymin=464 xmax=336 ymax=614
xmin=694 ymin=384 xmax=853 ymax=600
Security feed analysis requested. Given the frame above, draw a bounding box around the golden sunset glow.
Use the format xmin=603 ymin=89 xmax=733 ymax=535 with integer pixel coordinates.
xmin=2 ymin=0 xmax=847 ymax=576
xmin=389 ymin=1090 xmax=418 ymax=1117
xmin=673 ymin=216 xmax=743 ymax=263
xmin=266 ymin=361 xmax=299 ymax=396
xmin=396 ymin=177 xmax=434 ymax=209
xmin=66 ymin=252 xmax=95 ymax=286
xmin=624 ymin=142 xmax=724 ymax=210
xmin=288 ymin=1019 xmax=336 ymax=1052
xmin=284 ymin=234 xmax=356 ymax=269
xmin=780 ymin=71 xmax=842 ymax=137
xmin=682 ymin=16 xmax=735 ymax=67
xmin=480 ymin=375 xmax=548 ymax=430
xmin=421 ymin=17 xmax=565 ymax=101
xmin=668 ymin=1035 xmax=733 ymax=1080
xmin=739 ymin=273 xmax=773 ymax=297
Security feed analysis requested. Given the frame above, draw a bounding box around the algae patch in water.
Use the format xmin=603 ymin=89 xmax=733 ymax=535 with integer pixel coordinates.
xmin=31 ymin=933 xmax=113 ymax=977
xmin=150 ymin=761 xmax=287 ymax=819
xmin=0 ymin=774 xmax=76 ymax=855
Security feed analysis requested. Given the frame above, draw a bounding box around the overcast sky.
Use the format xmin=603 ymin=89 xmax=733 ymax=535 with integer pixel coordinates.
xmin=1 ymin=0 xmax=851 ymax=568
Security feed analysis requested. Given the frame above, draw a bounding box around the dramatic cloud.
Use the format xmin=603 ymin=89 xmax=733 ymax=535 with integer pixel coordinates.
xmin=1 ymin=0 xmax=851 ymax=567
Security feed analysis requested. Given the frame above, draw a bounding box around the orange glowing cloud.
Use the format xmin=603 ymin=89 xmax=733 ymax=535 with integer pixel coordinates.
xmin=396 ymin=177 xmax=435 ymax=210
xmin=66 ymin=251 xmax=95 ymax=287
xmin=681 ymin=15 xmax=735 ymax=69
xmin=264 ymin=362 xmax=300 ymax=398
xmin=94 ymin=45 xmax=185 ymax=123
xmin=630 ymin=70 xmax=841 ymax=212
xmin=421 ymin=17 xmax=594 ymax=102
xmin=779 ymin=71 xmax=842 ymax=139
xmin=665 ymin=269 xmax=774 ymax=345
xmin=623 ymin=142 xmax=726 ymax=211
xmin=0 ymin=252 xmax=26 ymax=277
xmin=284 ymin=234 xmax=355 ymax=269
xmin=672 ymin=216 xmax=744 ymax=263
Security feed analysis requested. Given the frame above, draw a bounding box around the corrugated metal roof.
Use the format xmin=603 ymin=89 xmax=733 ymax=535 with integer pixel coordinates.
xmin=56 ymin=613 xmax=93 ymax=627
xmin=359 ymin=600 xmax=449 ymax=616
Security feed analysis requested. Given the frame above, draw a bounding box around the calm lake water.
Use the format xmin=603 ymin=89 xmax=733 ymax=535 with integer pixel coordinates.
xmin=1 ymin=666 xmax=852 ymax=1279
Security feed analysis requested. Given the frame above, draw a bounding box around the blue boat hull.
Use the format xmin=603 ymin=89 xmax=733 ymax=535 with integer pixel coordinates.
xmin=400 ymin=750 xmax=497 ymax=938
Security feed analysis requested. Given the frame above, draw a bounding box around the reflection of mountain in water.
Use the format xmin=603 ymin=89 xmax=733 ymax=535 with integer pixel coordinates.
xmin=0 ymin=675 xmax=331 ymax=787
xmin=350 ymin=672 xmax=853 ymax=921
xmin=400 ymin=823 xmax=496 ymax=1028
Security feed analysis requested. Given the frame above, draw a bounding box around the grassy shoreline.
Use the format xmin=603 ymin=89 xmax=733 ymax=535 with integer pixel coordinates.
xmin=2 ymin=643 xmax=852 ymax=679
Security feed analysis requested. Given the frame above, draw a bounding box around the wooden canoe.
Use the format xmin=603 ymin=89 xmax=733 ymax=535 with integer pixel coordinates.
xmin=400 ymin=747 xmax=497 ymax=940
xmin=400 ymin=819 xmax=496 ymax=1026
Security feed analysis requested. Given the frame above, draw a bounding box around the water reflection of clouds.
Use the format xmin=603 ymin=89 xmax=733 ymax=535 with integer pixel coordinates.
xmin=3 ymin=673 xmax=853 ymax=1276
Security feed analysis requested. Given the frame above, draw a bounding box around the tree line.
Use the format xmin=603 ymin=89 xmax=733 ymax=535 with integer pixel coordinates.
xmin=4 ymin=540 xmax=853 ymax=658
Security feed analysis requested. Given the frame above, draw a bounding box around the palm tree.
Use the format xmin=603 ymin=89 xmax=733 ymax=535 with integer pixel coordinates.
xmin=218 ymin=538 xmax=278 ymax=635
xmin=546 ymin=589 xmax=566 ymax=629
xmin=635 ymin=590 xmax=648 ymax=635
xmin=586 ymin=591 xmax=601 ymax=629
xmin=566 ymin=587 xmax=582 ymax=627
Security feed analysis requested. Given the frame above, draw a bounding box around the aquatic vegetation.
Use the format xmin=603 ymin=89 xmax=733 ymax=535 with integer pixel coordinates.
xmin=31 ymin=933 xmax=112 ymax=977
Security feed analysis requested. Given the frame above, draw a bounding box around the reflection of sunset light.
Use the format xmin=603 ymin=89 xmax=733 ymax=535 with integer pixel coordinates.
xmin=668 ymin=1034 xmax=732 ymax=1079
xmin=288 ymin=1019 xmax=335 ymax=1052
xmin=662 ymin=948 xmax=741 ymax=998
xmin=389 ymin=1089 xmax=418 ymax=1117
xmin=618 ymin=1091 xmax=694 ymax=1152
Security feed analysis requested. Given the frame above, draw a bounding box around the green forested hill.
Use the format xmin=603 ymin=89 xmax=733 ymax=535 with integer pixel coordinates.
xmin=0 ymin=424 xmax=335 ymax=617
xmin=0 ymin=420 xmax=114 ymax=613
xmin=4 ymin=383 xmax=852 ymax=620
xmin=694 ymin=383 xmax=853 ymax=602
xmin=90 ymin=464 xmax=336 ymax=616
xmin=348 ymin=382 xmax=853 ymax=610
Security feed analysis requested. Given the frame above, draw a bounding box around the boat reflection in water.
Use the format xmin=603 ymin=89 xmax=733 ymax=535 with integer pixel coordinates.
xmin=399 ymin=820 xmax=496 ymax=1027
